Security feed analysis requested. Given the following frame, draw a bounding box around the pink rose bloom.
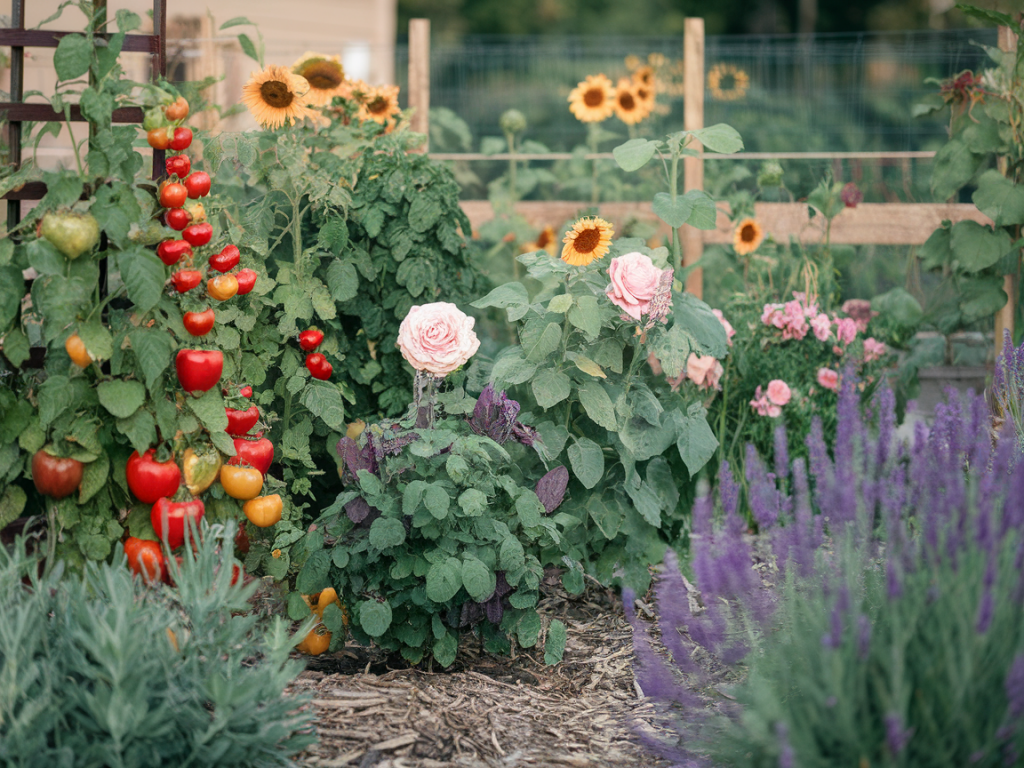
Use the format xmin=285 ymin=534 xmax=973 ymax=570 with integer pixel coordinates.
xmin=781 ymin=314 xmax=808 ymax=341
xmin=686 ymin=353 xmax=723 ymax=391
xmin=811 ymin=313 xmax=831 ymax=342
xmin=766 ymin=379 xmax=791 ymax=406
xmin=863 ymin=337 xmax=886 ymax=362
xmin=397 ymin=302 xmax=480 ymax=375
xmin=762 ymin=303 xmax=785 ymax=328
xmin=749 ymin=389 xmax=770 ymax=416
xmin=841 ymin=299 xmax=877 ymax=333
xmin=712 ymin=309 xmax=736 ymax=346
xmin=606 ymin=252 xmax=662 ymax=321
xmin=766 ymin=404 xmax=782 ymax=418
xmin=834 ymin=317 xmax=858 ymax=346
xmin=817 ymin=367 xmax=839 ymax=391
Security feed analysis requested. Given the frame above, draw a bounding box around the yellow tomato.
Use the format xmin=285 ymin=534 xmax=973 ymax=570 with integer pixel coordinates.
xmin=207 ymin=274 xmax=239 ymax=301
xmin=182 ymin=447 xmax=221 ymax=496
xmin=297 ymin=627 xmax=331 ymax=656
xmin=243 ymin=493 xmax=283 ymax=527
xmin=185 ymin=201 xmax=206 ymax=222
xmin=65 ymin=334 xmax=93 ymax=367
xmin=220 ymin=465 xmax=263 ymax=500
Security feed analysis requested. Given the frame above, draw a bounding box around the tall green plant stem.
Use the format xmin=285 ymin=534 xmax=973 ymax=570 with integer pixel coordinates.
xmin=669 ymin=151 xmax=682 ymax=272
xmin=588 ymin=125 xmax=601 ymax=205
xmin=506 ymin=131 xmax=521 ymax=281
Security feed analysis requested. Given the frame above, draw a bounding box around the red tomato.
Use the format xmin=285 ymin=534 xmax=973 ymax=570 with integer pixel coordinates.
xmin=165 ymin=208 xmax=191 ymax=231
xmin=124 ymin=537 xmax=166 ymax=584
xmin=157 ymin=239 xmax=193 ymax=266
xmin=298 ymin=329 xmax=324 ymax=351
xmin=164 ymin=96 xmax=189 ymax=122
xmin=208 ymin=245 xmax=240 ymax=273
xmin=166 ymin=154 xmax=191 ymax=178
xmin=151 ymin=497 xmax=205 ymax=550
xmin=31 ymin=450 xmax=83 ymax=499
xmin=235 ymin=268 xmax=258 ymax=295
xmin=183 ymin=308 xmax=215 ymax=337
xmin=169 ymin=126 xmax=193 ymax=151
xmin=225 ymin=405 xmax=260 ymax=436
xmin=175 ymin=349 xmax=224 ymax=394
xmin=182 ymin=222 xmax=212 ymax=247
xmin=235 ymin=526 xmax=250 ymax=555
xmin=240 ymin=385 xmax=253 ymax=398
xmin=184 ymin=172 xmax=211 ymax=199
xmin=159 ymin=181 xmax=187 ymax=209
xmin=147 ymin=127 xmax=173 ymax=150
xmin=228 ymin=436 xmax=274 ymax=476
xmin=305 ymin=353 xmax=332 ymax=380
xmin=171 ymin=269 xmax=203 ymax=293
xmin=126 ymin=448 xmax=182 ymax=505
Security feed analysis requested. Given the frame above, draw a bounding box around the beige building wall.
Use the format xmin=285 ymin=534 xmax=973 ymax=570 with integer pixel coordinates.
xmin=8 ymin=0 xmax=398 ymax=170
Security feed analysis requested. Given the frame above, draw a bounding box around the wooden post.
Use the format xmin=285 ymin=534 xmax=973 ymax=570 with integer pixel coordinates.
xmin=683 ymin=17 xmax=705 ymax=298
xmin=995 ymin=24 xmax=1019 ymax=355
xmin=408 ymin=18 xmax=430 ymax=153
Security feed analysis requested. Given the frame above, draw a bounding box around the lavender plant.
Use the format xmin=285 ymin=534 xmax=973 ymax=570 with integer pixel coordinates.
xmin=994 ymin=329 xmax=1024 ymax=454
xmin=629 ymin=382 xmax=1024 ymax=767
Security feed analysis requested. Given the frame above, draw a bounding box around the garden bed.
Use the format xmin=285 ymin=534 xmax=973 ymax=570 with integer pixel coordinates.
xmin=292 ymin=584 xmax=667 ymax=768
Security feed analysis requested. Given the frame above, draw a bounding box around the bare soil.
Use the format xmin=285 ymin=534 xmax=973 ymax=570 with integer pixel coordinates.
xmin=290 ymin=583 xmax=669 ymax=768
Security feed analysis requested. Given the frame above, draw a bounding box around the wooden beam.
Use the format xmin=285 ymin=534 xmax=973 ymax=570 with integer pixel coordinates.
xmin=408 ymin=18 xmax=430 ymax=153
xmin=0 ymin=29 xmax=159 ymax=53
xmin=995 ymin=24 xmax=1019 ymax=354
xmin=0 ymin=103 xmax=144 ymax=123
xmin=458 ymin=200 xmax=991 ymax=247
xmin=682 ymin=17 xmax=705 ymax=298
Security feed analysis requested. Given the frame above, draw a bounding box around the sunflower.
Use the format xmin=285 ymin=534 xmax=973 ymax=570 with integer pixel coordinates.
xmin=707 ymin=63 xmax=750 ymax=102
xmin=291 ymin=51 xmax=345 ymax=107
xmin=522 ymin=225 xmax=557 ymax=255
xmin=338 ymin=78 xmax=371 ymax=103
xmin=241 ymin=65 xmax=314 ymax=129
xmin=632 ymin=65 xmax=655 ymax=89
xmin=568 ymin=74 xmax=615 ymax=123
xmin=733 ymin=217 xmax=764 ymax=255
xmin=613 ymin=78 xmax=649 ymax=125
xmin=561 ymin=217 xmax=614 ymax=266
xmin=357 ymin=84 xmax=401 ymax=125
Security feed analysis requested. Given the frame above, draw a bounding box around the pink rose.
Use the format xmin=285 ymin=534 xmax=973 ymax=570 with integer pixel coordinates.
xmin=766 ymin=379 xmax=791 ymax=406
xmin=834 ymin=317 xmax=858 ymax=346
xmin=686 ymin=353 xmax=723 ymax=391
xmin=712 ymin=309 xmax=736 ymax=346
xmin=762 ymin=303 xmax=785 ymax=328
xmin=841 ymin=299 xmax=877 ymax=333
xmin=766 ymin=403 xmax=782 ymax=418
xmin=863 ymin=337 xmax=886 ymax=363
xmin=606 ymin=252 xmax=663 ymax=321
xmin=817 ymin=367 xmax=839 ymax=391
xmin=397 ymin=302 xmax=480 ymax=375
xmin=811 ymin=313 xmax=831 ymax=342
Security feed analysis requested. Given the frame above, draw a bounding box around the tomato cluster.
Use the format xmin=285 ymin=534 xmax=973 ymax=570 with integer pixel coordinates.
xmin=298 ymin=328 xmax=333 ymax=380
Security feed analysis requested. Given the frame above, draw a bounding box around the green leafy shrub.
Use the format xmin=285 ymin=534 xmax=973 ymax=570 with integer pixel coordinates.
xmin=0 ymin=524 xmax=314 ymax=767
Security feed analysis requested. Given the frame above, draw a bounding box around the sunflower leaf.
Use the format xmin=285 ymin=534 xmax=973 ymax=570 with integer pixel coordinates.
xmin=613 ymin=139 xmax=659 ymax=172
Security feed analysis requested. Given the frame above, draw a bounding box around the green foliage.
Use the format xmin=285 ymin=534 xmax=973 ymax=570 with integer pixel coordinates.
xmin=0 ymin=525 xmax=314 ymax=767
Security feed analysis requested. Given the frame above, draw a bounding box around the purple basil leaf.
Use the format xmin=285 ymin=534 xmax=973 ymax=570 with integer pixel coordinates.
xmin=345 ymin=496 xmax=372 ymax=524
xmin=536 ymin=466 xmax=569 ymax=514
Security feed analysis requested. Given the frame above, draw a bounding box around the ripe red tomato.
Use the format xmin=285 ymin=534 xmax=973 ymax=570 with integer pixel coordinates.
xmin=225 ymin=405 xmax=260 ymax=436
xmin=171 ymin=269 xmax=203 ymax=292
xmin=298 ymin=329 xmax=324 ymax=351
xmin=124 ymin=537 xmax=166 ymax=584
xmin=157 ymin=239 xmax=193 ymax=266
xmin=228 ymin=436 xmax=274 ymax=475
xmin=183 ymin=307 xmax=215 ymax=337
xmin=235 ymin=269 xmax=258 ymax=295
xmin=305 ymin=353 xmax=332 ymax=380
xmin=182 ymin=222 xmax=212 ymax=247
xmin=151 ymin=497 xmax=205 ymax=550
xmin=207 ymin=274 xmax=238 ymax=301
xmin=184 ymin=172 xmax=211 ymax=199
xmin=208 ymin=245 xmax=240 ymax=273
xmin=240 ymin=385 xmax=253 ymax=398
xmin=165 ymin=208 xmax=191 ymax=231
xmin=166 ymin=154 xmax=191 ymax=178
xmin=159 ymin=181 xmax=187 ymax=209
xmin=169 ymin=126 xmax=193 ymax=151
xmin=147 ymin=127 xmax=173 ymax=149
xmin=126 ymin=448 xmax=182 ymax=505
xmin=164 ymin=96 xmax=190 ymax=122
xmin=31 ymin=450 xmax=83 ymax=499
xmin=175 ymin=349 xmax=224 ymax=394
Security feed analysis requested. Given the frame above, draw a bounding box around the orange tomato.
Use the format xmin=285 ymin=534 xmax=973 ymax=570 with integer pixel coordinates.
xmin=164 ymin=96 xmax=189 ymax=121
xmin=219 ymin=465 xmax=263 ymax=500
xmin=147 ymin=127 xmax=173 ymax=150
xmin=64 ymin=333 xmax=92 ymax=367
xmin=243 ymin=493 xmax=283 ymax=527
xmin=207 ymin=274 xmax=239 ymax=301
xmin=297 ymin=627 xmax=331 ymax=655
xmin=316 ymin=587 xmax=341 ymax=617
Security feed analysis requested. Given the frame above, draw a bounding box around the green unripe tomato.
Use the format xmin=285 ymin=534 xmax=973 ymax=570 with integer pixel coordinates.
xmin=499 ymin=108 xmax=527 ymax=136
xmin=142 ymin=106 xmax=167 ymax=131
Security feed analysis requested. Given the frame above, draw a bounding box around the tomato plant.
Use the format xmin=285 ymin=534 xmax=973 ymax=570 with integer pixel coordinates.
xmin=298 ymin=329 xmax=323 ymax=351
xmin=229 ymin=437 xmax=274 ymax=475
xmin=164 ymin=96 xmax=189 ymax=121
xmin=159 ymin=182 xmax=187 ymax=209
xmin=304 ymin=353 xmax=332 ymax=380
xmin=126 ymin=449 xmax=182 ymax=504
xmin=64 ymin=334 xmax=92 ymax=368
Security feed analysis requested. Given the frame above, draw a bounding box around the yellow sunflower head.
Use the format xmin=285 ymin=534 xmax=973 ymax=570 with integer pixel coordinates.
xmin=357 ymin=84 xmax=401 ymax=126
xmin=338 ymin=78 xmax=371 ymax=103
xmin=241 ymin=65 xmax=314 ymax=129
xmin=292 ymin=51 xmax=345 ymax=107
xmin=561 ymin=217 xmax=614 ymax=266
xmin=707 ymin=63 xmax=750 ymax=102
xmin=632 ymin=65 xmax=656 ymax=89
xmin=522 ymin=225 xmax=557 ymax=255
xmin=568 ymin=74 xmax=615 ymax=123
xmin=733 ymin=217 xmax=765 ymax=256
xmin=613 ymin=78 xmax=650 ymax=125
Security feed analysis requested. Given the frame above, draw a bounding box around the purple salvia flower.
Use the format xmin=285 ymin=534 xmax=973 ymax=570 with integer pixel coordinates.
xmin=773 ymin=424 xmax=790 ymax=485
xmin=718 ymin=460 xmax=740 ymax=520
xmin=885 ymin=713 xmax=914 ymax=755
xmin=1005 ymin=655 xmax=1024 ymax=721
xmin=822 ymin=585 xmax=849 ymax=649
xmin=886 ymin=559 xmax=902 ymax=599
xmin=977 ymin=588 xmax=995 ymax=635
xmin=746 ymin=444 xmax=779 ymax=530
xmin=856 ymin=613 xmax=871 ymax=660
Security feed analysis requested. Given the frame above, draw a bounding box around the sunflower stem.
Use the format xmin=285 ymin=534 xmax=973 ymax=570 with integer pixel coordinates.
xmin=669 ymin=151 xmax=681 ymax=273
xmin=588 ymin=124 xmax=600 ymax=205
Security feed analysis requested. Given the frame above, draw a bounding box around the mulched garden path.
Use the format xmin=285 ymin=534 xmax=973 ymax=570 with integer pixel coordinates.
xmin=290 ymin=582 xmax=671 ymax=768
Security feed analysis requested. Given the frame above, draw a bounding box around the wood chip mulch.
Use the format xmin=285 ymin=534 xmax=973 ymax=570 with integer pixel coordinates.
xmin=289 ymin=581 xmax=670 ymax=768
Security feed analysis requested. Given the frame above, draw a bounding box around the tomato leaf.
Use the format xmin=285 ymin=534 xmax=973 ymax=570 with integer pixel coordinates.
xmin=97 ymin=380 xmax=145 ymax=419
